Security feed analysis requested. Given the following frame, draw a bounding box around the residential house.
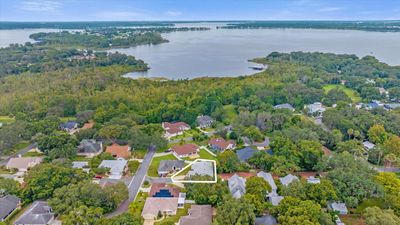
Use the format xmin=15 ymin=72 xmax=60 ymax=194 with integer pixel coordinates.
xmin=228 ymin=173 xmax=246 ymax=199
xmin=257 ymin=171 xmax=284 ymax=206
xmin=149 ymin=183 xmax=180 ymax=198
xmin=236 ymin=147 xmax=256 ymax=162
xmin=14 ymin=201 xmax=54 ymax=225
xmin=255 ymin=215 xmax=277 ymax=225
xmin=179 ymin=205 xmax=212 ymax=225
xmin=141 ymin=197 xmax=179 ymax=220
xmin=158 ymin=160 xmax=185 ymax=177
xmin=0 ymin=195 xmax=21 ymax=222
xmin=171 ymin=144 xmax=199 ymax=158
xmin=6 ymin=157 xmax=43 ymax=172
xmin=208 ymin=138 xmax=235 ymax=152
xmin=305 ymin=102 xmax=326 ymax=117
xmin=365 ymin=100 xmax=383 ymax=110
xmin=307 ymin=176 xmax=321 ymax=184
xmin=197 ymin=115 xmax=214 ymax=128
xmin=106 ymin=143 xmax=131 ymax=159
xmin=178 ymin=193 xmax=186 ymax=209
xmin=363 ymin=141 xmax=375 ymax=151
xmin=253 ymin=137 xmax=270 ymax=150
xmin=279 ymin=174 xmax=299 ymax=186
xmin=81 ymin=121 xmax=94 ymax=130
xmin=328 ymin=202 xmax=348 ymax=215
xmin=72 ymin=161 xmax=90 ymax=172
xmin=162 ymin=122 xmax=191 ymax=139
xmin=98 ymin=158 xmax=127 ymax=179
xmin=273 ymin=103 xmax=295 ymax=111
xmin=77 ymin=139 xmax=103 ymax=158
xmin=379 ymin=87 xmax=389 ymax=98
xmin=60 ymin=121 xmax=78 ymax=133
xmin=384 ymin=103 xmax=400 ymax=110
xmin=188 ymin=161 xmax=214 ymax=177
xmin=26 ymin=143 xmax=42 ymax=154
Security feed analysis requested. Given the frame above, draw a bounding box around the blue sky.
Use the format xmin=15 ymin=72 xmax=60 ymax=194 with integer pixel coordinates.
xmin=0 ymin=0 xmax=399 ymax=21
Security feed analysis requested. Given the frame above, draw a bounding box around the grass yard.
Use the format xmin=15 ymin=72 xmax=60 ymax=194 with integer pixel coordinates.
xmin=23 ymin=152 xmax=44 ymax=157
xmin=148 ymin=154 xmax=178 ymax=177
xmin=59 ymin=116 xmax=77 ymax=122
xmin=154 ymin=204 xmax=190 ymax=225
xmin=72 ymin=155 xmax=91 ymax=162
xmin=0 ymin=115 xmax=15 ymax=123
xmin=198 ymin=148 xmax=216 ymax=160
xmin=323 ymin=84 xmax=362 ymax=103
xmin=2 ymin=141 xmax=31 ymax=156
xmin=132 ymin=149 xmax=147 ymax=159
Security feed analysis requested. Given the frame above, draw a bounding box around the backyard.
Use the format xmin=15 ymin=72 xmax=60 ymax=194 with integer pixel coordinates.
xmin=154 ymin=204 xmax=190 ymax=225
xmin=148 ymin=153 xmax=178 ymax=177
xmin=323 ymin=84 xmax=362 ymax=102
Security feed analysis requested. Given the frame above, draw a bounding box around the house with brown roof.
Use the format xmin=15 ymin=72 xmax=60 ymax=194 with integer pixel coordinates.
xmin=162 ymin=122 xmax=191 ymax=139
xmin=149 ymin=183 xmax=180 ymax=198
xmin=81 ymin=121 xmax=94 ymax=130
xmin=141 ymin=197 xmax=179 ymax=220
xmin=208 ymin=138 xmax=235 ymax=152
xmin=179 ymin=205 xmax=212 ymax=225
xmin=105 ymin=143 xmax=131 ymax=159
xmin=6 ymin=157 xmax=43 ymax=172
xmin=170 ymin=144 xmax=199 ymax=158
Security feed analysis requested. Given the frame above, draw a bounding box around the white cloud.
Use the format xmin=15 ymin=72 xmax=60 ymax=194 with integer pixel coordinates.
xmin=94 ymin=11 xmax=151 ymax=20
xmin=20 ymin=0 xmax=62 ymax=12
xmin=164 ymin=10 xmax=182 ymax=17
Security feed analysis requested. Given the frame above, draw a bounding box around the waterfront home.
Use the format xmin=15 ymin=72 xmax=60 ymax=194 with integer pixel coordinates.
xmin=77 ymin=139 xmax=103 ymax=158
xmin=162 ymin=122 xmax=190 ymax=139
xmin=228 ymin=173 xmax=246 ymax=199
xmin=236 ymin=147 xmax=256 ymax=162
xmin=208 ymin=138 xmax=235 ymax=152
xmin=105 ymin=143 xmax=131 ymax=159
xmin=170 ymin=144 xmax=199 ymax=158
xmin=141 ymin=197 xmax=179 ymax=220
xmin=273 ymin=103 xmax=295 ymax=111
xmin=279 ymin=174 xmax=299 ymax=186
xmin=14 ymin=201 xmax=54 ymax=225
xmin=158 ymin=160 xmax=185 ymax=177
xmin=0 ymin=195 xmax=21 ymax=221
xmin=328 ymin=202 xmax=348 ymax=215
xmin=60 ymin=121 xmax=78 ymax=133
xmin=197 ymin=115 xmax=214 ymax=128
xmin=6 ymin=156 xmax=43 ymax=172
xmin=179 ymin=205 xmax=212 ymax=225
xmin=98 ymin=158 xmax=127 ymax=179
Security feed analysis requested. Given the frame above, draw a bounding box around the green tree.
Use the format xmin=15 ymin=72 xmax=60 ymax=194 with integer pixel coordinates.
xmin=246 ymin=176 xmax=271 ymax=201
xmin=375 ymin=172 xmax=400 ymax=216
xmin=36 ymin=132 xmax=78 ymax=159
xmin=213 ymin=198 xmax=256 ymax=225
xmin=217 ymin=150 xmax=243 ymax=173
xmin=101 ymin=213 xmax=142 ymax=225
xmin=368 ymin=124 xmax=388 ymax=144
xmin=272 ymin=197 xmax=322 ymax=225
xmin=63 ymin=205 xmax=103 ymax=225
xmin=323 ymin=88 xmax=352 ymax=106
xmin=243 ymin=126 xmax=264 ymax=142
xmin=383 ymin=136 xmax=400 ymax=157
xmin=22 ymin=163 xmax=89 ymax=202
xmin=363 ymin=207 xmax=400 ymax=225
xmin=0 ymin=177 xmax=20 ymax=196
xmin=185 ymin=178 xmax=229 ymax=206
xmin=298 ymin=140 xmax=323 ymax=170
xmin=98 ymin=124 xmax=129 ymax=143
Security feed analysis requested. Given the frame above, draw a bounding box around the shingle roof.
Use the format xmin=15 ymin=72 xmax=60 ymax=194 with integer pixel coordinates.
xmin=171 ymin=144 xmax=199 ymax=156
xmin=158 ymin=160 xmax=184 ymax=173
xmin=0 ymin=195 xmax=20 ymax=220
xmin=188 ymin=161 xmax=214 ymax=177
xmin=72 ymin=161 xmax=89 ymax=169
xmin=279 ymin=174 xmax=299 ymax=186
xmin=228 ymin=173 xmax=246 ymax=199
xmin=257 ymin=171 xmax=277 ymax=190
xmin=179 ymin=205 xmax=212 ymax=225
xmin=78 ymin=139 xmax=102 ymax=154
xmin=208 ymin=138 xmax=235 ymax=150
xmin=60 ymin=121 xmax=78 ymax=130
xmin=163 ymin=122 xmax=190 ymax=134
xmin=105 ymin=143 xmax=131 ymax=158
xmin=141 ymin=197 xmax=178 ymax=218
xmin=6 ymin=157 xmax=43 ymax=170
xmin=197 ymin=115 xmax=214 ymax=127
xmin=98 ymin=159 xmax=127 ymax=174
xmin=236 ymin=147 xmax=256 ymax=162
xmin=14 ymin=201 xmax=53 ymax=225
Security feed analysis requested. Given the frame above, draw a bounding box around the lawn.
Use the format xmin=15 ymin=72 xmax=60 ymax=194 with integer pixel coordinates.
xmin=198 ymin=148 xmax=216 ymax=160
xmin=148 ymin=154 xmax=178 ymax=177
xmin=72 ymin=155 xmax=91 ymax=162
xmin=323 ymin=84 xmax=362 ymax=103
xmin=0 ymin=115 xmax=15 ymax=123
xmin=154 ymin=204 xmax=190 ymax=225
xmin=59 ymin=116 xmax=77 ymax=122
xmin=132 ymin=149 xmax=147 ymax=159
xmin=2 ymin=141 xmax=30 ymax=156
xmin=23 ymin=152 xmax=45 ymax=157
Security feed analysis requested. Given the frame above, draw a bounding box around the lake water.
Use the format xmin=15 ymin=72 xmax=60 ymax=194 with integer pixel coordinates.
xmin=0 ymin=29 xmax=61 ymax=47
xmin=1 ymin=25 xmax=400 ymax=79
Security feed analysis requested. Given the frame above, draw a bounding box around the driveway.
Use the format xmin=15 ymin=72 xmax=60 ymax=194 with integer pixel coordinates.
xmin=0 ymin=143 xmax=35 ymax=166
xmin=106 ymin=145 xmax=156 ymax=217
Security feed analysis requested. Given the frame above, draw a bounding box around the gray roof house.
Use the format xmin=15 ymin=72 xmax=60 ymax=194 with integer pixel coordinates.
xmin=257 ymin=171 xmax=277 ymax=192
xmin=14 ymin=201 xmax=54 ymax=225
xmin=253 ymin=137 xmax=270 ymax=150
xmin=279 ymin=174 xmax=299 ymax=186
xmin=236 ymin=147 xmax=257 ymax=162
xmin=72 ymin=161 xmax=90 ymax=172
xmin=363 ymin=141 xmax=375 ymax=151
xmin=158 ymin=160 xmax=185 ymax=177
xmin=188 ymin=161 xmax=214 ymax=178
xmin=60 ymin=121 xmax=78 ymax=132
xmin=98 ymin=158 xmax=127 ymax=179
xmin=306 ymin=102 xmax=326 ymax=117
xmin=197 ymin=115 xmax=214 ymax=128
xmin=307 ymin=176 xmax=321 ymax=184
xmin=384 ymin=103 xmax=400 ymax=110
xmin=273 ymin=103 xmax=295 ymax=111
xmin=0 ymin=195 xmax=20 ymax=221
xmin=77 ymin=139 xmax=103 ymax=157
xmin=328 ymin=202 xmax=348 ymax=215
xmin=178 ymin=205 xmax=212 ymax=225
xmin=255 ymin=215 xmax=277 ymax=225
xmin=228 ymin=174 xmax=246 ymax=199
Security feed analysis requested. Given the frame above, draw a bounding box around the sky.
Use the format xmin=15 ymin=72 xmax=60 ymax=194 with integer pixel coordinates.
xmin=0 ymin=0 xmax=399 ymax=21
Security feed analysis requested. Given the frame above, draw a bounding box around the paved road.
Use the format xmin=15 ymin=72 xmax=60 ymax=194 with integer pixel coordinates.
xmin=107 ymin=145 xmax=156 ymax=217
xmin=0 ymin=143 xmax=36 ymax=166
